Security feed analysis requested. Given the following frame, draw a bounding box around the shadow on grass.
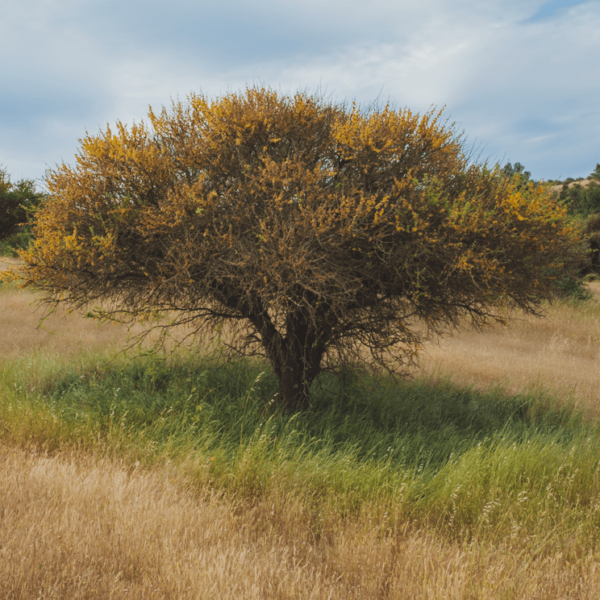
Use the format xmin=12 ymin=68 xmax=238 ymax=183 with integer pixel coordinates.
xmin=4 ymin=351 xmax=600 ymax=540
xmin=35 ymin=353 xmax=583 ymax=470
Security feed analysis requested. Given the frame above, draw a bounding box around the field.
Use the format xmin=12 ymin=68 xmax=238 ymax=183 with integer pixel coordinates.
xmin=2 ymin=264 xmax=600 ymax=599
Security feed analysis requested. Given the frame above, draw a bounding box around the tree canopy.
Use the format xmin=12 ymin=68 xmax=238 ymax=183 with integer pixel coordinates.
xmin=0 ymin=168 xmax=43 ymax=249
xmin=502 ymin=162 xmax=532 ymax=187
xmin=12 ymin=88 xmax=582 ymax=409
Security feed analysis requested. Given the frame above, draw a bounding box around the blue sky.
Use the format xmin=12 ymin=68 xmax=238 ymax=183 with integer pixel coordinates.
xmin=1 ymin=0 xmax=598 ymax=185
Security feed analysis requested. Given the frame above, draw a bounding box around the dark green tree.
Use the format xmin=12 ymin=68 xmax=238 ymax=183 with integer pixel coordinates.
xmin=0 ymin=168 xmax=44 ymax=254
xmin=502 ymin=162 xmax=532 ymax=187
xmin=559 ymin=167 xmax=600 ymax=219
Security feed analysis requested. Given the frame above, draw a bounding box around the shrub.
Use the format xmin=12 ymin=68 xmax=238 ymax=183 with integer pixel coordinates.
xmin=0 ymin=167 xmax=44 ymax=256
xmin=15 ymin=88 xmax=584 ymax=410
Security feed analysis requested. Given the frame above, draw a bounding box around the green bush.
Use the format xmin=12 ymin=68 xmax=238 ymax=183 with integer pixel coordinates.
xmin=550 ymin=165 xmax=600 ymax=283
xmin=584 ymin=213 xmax=600 ymax=274
xmin=566 ymin=211 xmax=600 ymax=281
xmin=561 ymin=180 xmax=600 ymax=219
xmin=557 ymin=164 xmax=600 ymax=219
xmin=0 ymin=167 xmax=45 ymax=255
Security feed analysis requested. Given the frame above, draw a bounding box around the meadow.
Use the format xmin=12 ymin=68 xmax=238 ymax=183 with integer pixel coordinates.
xmin=2 ymin=262 xmax=600 ymax=599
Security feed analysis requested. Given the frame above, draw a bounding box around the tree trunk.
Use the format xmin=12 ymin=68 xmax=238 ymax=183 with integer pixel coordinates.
xmin=270 ymin=332 xmax=325 ymax=410
xmin=278 ymin=360 xmax=314 ymax=411
xmin=251 ymin=311 xmax=326 ymax=411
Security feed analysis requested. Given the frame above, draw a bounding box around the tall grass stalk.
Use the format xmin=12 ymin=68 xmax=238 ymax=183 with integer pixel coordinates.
xmin=2 ymin=350 xmax=599 ymax=552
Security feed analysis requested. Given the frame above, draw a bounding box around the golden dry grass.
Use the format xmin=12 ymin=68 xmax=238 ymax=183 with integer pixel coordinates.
xmin=419 ymin=282 xmax=600 ymax=415
xmin=0 ymin=256 xmax=21 ymax=269
xmin=2 ymin=443 xmax=600 ymax=600
xmin=0 ymin=284 xmax=134 ymax=359
xmin=3 ymin=278 xmax=600 ymax=597
xmin=0 ymin=260 xmax=203 ymax=360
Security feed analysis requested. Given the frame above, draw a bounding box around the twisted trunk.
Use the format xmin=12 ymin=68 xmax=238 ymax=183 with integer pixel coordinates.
xmin=251 ymin=309 xmax=327 ymax=410
xmin=277 ymin=356 xmax=318 ymax=411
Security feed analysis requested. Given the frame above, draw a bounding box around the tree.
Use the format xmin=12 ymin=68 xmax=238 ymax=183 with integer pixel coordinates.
xmin=560 ymin=177 xmax=600 ymax=219
xmin=0 ymin=168 xmax=44 ymax=252
xmin=13 ymin=88 xmax=582 ymax=410
xmin=584 ymin=214 xmax=600 ymax=274
xmin=502 ymin=162 xmax=532 ymax=187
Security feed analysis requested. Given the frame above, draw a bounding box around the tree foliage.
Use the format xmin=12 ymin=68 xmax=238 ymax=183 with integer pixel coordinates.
xmin=0 ymin=168 xmax=44 ymax=254
xmin=502 ymin=162 xmax=532 ymax=188
xmin=583 ymin=214 xmax=600 ymax=274
xmin=14 ymin=88 xmax=583 ymax=409
xmin=560 ymin=179 xmax=600 ymax=219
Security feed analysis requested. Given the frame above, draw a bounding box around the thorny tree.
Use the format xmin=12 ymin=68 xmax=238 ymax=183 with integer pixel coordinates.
xmin=11 ymin=88 xmax=582 ymax=410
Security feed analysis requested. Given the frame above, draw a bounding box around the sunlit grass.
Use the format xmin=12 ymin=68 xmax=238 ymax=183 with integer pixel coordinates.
xmin=2 ymin=283 xmax=600 ymax=597
xmin=1 ymin=352 xmax=597 ymax=543
xmin=420 ymin=282 xmax=600 ymax=413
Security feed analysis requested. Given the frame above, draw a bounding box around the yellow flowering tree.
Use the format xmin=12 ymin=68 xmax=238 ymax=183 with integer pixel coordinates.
xmin=16 ymin=88 xmax=581 ymax=409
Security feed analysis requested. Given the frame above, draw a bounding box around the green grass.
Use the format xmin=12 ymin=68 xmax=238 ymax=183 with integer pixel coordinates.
xmin=2 ymin=350 xmax=600 ymax=550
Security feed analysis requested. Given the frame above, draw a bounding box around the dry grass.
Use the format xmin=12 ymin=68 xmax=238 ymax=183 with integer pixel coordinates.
xmin=2 ymin=442 xmax=600 ymax=600
xmin=419 ymin=282 xmax=600 ymax=415
xmin=4 ymin=270 xmax=600 ymax=597
xmin=0 ymin=258 xmax=172 ymax=359
xmin=0 ymin=284 xmax=134 ymax=359
xmin=0 ymin=261 xmax=216 ymax=361
xmin=0 ymin=256 xmax=22 ymax=269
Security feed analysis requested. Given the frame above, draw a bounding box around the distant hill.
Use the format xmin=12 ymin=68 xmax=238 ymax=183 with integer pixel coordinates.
xmin=550 ymin=178 xmax=598 ymax=194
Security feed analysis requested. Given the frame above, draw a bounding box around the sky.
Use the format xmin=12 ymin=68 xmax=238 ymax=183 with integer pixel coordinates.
xmin=1 ymin=0 xmax=598 ymax=186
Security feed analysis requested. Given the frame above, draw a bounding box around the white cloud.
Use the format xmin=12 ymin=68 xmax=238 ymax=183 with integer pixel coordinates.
xmin=0 ymin=0 xmax=598 ymax=182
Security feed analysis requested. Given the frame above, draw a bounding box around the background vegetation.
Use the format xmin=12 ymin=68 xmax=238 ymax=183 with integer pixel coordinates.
xmin=552 ymin=164 xmax=600 ymax=219
xmin=556 ymin=166 xmax=600 ymax=282
xmin=0 ymin=167 xmax=44 ymax=257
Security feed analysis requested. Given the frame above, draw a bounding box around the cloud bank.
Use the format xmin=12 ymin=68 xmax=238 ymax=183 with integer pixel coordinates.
xmin=1 ymin=0 xmax=598 ymax=183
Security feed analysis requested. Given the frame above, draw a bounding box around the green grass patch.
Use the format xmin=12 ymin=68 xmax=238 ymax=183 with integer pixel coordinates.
xmin=1 ymin=351 xmax=599 ymax=548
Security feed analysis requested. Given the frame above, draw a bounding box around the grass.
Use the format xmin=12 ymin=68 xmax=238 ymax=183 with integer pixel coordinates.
xmin=3 ymin=444 xmax=600 ymax=599
xmin=0 ymin=355 xmax=592 ymax=528
xmin=2 ymin=282 xmax=600 ymax=597
xmin=420 ymin=281 xmax=600 ymax=415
